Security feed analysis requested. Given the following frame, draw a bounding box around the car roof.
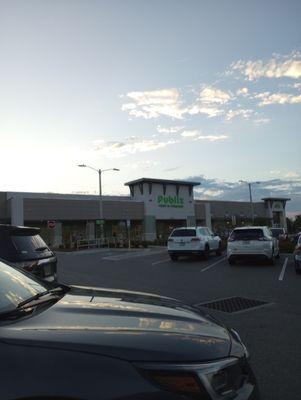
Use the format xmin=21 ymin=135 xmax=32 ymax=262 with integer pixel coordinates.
xmin=0 ymin=224 xmax=40 ymax=234
xmin=233 ymin=226 xmax=267 ymax=230
xmin=172 ymin=226 xmax=208 ymax=230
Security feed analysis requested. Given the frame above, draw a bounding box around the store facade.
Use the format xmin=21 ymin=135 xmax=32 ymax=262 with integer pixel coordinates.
xmin=0 ymin=178 xmax=290 ymax=247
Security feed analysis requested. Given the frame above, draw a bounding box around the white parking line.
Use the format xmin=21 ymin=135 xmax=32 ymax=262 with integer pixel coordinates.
xmin=278 ymin=257 xmax=288 ymax=281
xmin=151 ymin=258 xmax=170 ymax=266
xmin=201 ymin=257 xmax=227 ymax=272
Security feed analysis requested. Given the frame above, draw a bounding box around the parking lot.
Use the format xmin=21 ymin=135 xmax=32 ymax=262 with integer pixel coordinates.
xmin=57 ymin=248 xmax=300 ymax=400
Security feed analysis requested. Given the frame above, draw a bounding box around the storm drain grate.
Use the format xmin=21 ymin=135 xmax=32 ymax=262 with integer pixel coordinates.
xmin=195 ymin=296 xmax=270 ymax=314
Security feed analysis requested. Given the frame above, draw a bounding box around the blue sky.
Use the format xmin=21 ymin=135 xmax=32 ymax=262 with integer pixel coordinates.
xmin=0 ymin=0 xmax=300 ymax=214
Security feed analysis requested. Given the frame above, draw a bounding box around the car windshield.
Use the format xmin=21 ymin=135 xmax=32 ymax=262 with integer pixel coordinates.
xmin=0 ymin=260 xmax=48 ymax=314
xmin=171 ymin=229 xmax=196 ymax=237
xmin=230 ymin=229 xmax=264 ymax=241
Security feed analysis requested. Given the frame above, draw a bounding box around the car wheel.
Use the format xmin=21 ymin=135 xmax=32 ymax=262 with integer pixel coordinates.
xmin=268 ymin=253 xmax=276 ymax=265
xmin=203 ymin=245 xmax=210 ymax=260
xmin=228 ymin=258 xmax=236 ymax=265
xmin=170 ymin=254 xmax=178 ymax=261
xmin=216 ymin=242 xmax=222 ymax=256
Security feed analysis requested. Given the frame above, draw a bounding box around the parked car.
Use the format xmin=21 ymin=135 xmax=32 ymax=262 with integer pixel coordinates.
xmin=0 ymin=259 xmax=260 ymax=400
xmin=270 ymin=228 xmax=287 ymax=240
xmin=0 ymin=224 xmax=57 ymax=282
xmin=293 ymin=234 xmax=301 ymax=274
xmin=167 ymin=227 xmax=222 ymax=261
xmin=227 ymin=226 xmax=279 ymax=265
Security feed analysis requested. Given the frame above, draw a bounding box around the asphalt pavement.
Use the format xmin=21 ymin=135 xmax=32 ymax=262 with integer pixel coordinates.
xmin=57 ymin=247 xmax=301 ymax=400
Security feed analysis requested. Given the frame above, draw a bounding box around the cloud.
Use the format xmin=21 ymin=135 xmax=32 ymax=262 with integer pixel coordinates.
xmin=181 ymin=130 xmax=199 ymax=138
xmin=236 ymin=87 xmax=249 ymax=96
xmin=194 ymin=134 xmax=228 ymax=142
xmin=187 ymin=174 xmax=301 ymax=213
xmin=121 ymin=85 xmax=231 ymax=120
xmin=229 ymin=52 xmax=301 ymax=81
xmin=225 ymin=108 xmax=253 ymax=121
xmin=255 ymin=91 xmax=301 ymax=106
xmin=121 ymin=88 xmax=186 ymax=119
xmin=198 ymin=86 xmax=232 ymax=104
xmin=157 ymin=125 xmax=184 ymax=134
xmin=254 ymin=117 xmax=270 ymax=125
xmin=163 ymin=166 xmax=182 ymax=172
xmin=93 ymin=137 xmax=178 ymax=157
xmin=179 ymin=130 xmax=228 ymax=141
xmin=187 ymin=105 xmax=224 ymax=118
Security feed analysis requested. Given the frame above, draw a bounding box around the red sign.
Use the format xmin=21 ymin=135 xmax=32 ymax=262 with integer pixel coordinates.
xmin=47 ymin=221 xmax=56 ymax=229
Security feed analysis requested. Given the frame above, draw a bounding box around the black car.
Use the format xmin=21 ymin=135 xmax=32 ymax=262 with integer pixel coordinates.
xmin=0 ymin=224 xmax=57 ymax=282
xmin=0 ymin=260 xmax=260 ymax=400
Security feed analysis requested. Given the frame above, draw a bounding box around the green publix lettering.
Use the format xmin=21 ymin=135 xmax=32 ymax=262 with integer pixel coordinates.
xmin=157 ymin=195 xmax=184 ymax=207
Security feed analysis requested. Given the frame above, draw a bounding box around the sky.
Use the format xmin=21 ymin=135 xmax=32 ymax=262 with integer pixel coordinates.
xmin=0 ymin=0 xmax=301 ymax=215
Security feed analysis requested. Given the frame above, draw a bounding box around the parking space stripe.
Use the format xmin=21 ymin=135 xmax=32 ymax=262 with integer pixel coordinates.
xmin=278 ymin=257 xmax=288 ymax=281
xmin=151 ymin=258 xmax=170 ymax=266
xmin=201 ymin=257 xmax=227 ymax=272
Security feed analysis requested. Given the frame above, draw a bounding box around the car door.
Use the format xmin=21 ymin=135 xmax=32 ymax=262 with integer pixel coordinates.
xmin=205 ymin=228 xmax=217 ymax=250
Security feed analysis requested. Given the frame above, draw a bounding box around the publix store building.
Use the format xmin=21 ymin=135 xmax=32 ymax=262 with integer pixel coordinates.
xmin=0 ymin=178 xmax=290 ymax=247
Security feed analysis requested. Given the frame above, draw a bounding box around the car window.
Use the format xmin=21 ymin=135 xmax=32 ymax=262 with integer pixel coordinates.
xmin=171 ymin=229 xmax=196 ymax=237
xmin=230 ymin=229 xmax=264 ymax=241
xmin=8 ymin=233 xmax=51 ymax=259
xmin=0 ymin=261 xmax=47 ymax=314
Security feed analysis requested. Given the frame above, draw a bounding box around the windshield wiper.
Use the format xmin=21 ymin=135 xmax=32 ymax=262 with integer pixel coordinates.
xmin=17 ymin=286 xmax=67 ymax=308
xmin=35 ymin=246 xmax=49 ymax=252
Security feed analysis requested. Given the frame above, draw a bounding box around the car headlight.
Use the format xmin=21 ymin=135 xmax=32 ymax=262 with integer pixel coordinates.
xmin=136 ymin=356 xmax=250 ymax=399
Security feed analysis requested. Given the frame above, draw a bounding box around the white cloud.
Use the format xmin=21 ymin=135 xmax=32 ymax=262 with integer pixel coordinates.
xmin=225 ymin=108 xmax=253 ymax=121
xmin=121 ymin=88 xmax=186 ymax=119
xmin=255 ymin=91 xmax=301 ymax=106
xmin=253 ymin=117 xmax=270 ymax=125
xmin=181 ymin=130 xmax=199 ymax=138
xmin=230 ymin=52 xmax=301 ymax=81
xmin=178 ymin=130 xmax=228 ymax=141
xmin=187 ymin=105 xmax=224 ymax=118
xmin=285 ymin=171 xmax=299 ymax=178
xmin=121 ymin=86 xmax=230 ymax=120
xmin=94 ymin=137 xmax=178 ymax=157
xmin=157 ymin=125 xmax=184 ymax=134
xmin=198 ymin=86 xmax=232 ymax=104
xmin=194 ymin=134 xmax=228 ymax=142
xmin=236 ymin=87 xmax=249 ymax=96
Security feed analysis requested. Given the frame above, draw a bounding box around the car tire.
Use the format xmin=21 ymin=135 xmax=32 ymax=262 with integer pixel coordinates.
xmin=268 ymin=252 xmax=276 ymax=266
xmin=170 ymin=254 xmax=178 ymax=261
xmin=203 ymin=245 xmax=210 ymax=260
xmin=216 ymin=243 xmax=222 ymax=256
xmin=228 ymin=258 xmax=236 ymax=265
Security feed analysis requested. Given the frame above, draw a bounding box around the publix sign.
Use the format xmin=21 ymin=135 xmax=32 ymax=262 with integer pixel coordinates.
xmin=157 ymin=195 xmax=184 ymax=208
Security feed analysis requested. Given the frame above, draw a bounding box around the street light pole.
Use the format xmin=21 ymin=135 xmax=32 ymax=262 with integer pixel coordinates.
xmin=78 ymin=164 xmax=120 ymax=242
xmin=239 ymin=180 xmax=260 ymax=225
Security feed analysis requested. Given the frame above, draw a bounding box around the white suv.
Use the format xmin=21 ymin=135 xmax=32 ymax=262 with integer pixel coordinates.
xmin=227 ymin=226 xmax=279 ymax=265
xmin=167 ymin=227 xmax=222 ymax=261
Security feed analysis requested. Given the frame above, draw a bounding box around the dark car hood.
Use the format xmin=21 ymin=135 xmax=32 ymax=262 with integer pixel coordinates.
xmin=2 ymin=286 xmax=231 ymax=362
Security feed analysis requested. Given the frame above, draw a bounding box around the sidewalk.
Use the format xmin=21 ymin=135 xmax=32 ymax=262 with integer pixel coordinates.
xmin=56 ymin=246 xmax=166 ymax=256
